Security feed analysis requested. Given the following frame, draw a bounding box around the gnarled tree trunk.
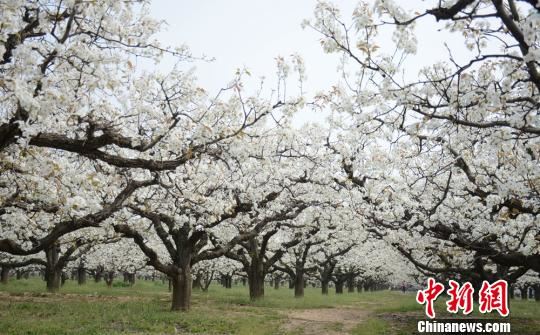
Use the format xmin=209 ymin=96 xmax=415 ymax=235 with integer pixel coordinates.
xmin=247 ymin=257 xmax=265 ymax=300
xmin=202 ymin=271 xmax=214 ymax=292
xmin=335 ymin=280 xmax=344 ymax=294
xmin=61 ymin=272 xmax=68 ymax=286
xmin=105 ymin=271 xmax=114 ymax=288
xmin=321 ymin=279 xmax=329 ymax=295
xmin=46 ymin=268 xmax=61 ymax=292
xmin=77 ymin=264 xmax=86 ymax=285
xmin=127 ymin=272 xmax=135 ymax=286
xmin=534 ymin=284 xmax=540 ymax=302
xmin=319 ymin=261 xmax=336 ymax=295
xmin=294 ymin=270 xmax=305 ymax=298
xmin=221 ymin=274 xmax=232 ymax=288
xmin=274 ymin=276 xmax=280 ymax=290
xmin=509 ymin=284 xmax=515 ymax=299
xmin=94 ymin=265 xmax=104 ymax=282
xmin=1 ymin=266 xmax=10 ymax=284
xmin=347 ymin=273 xmax=355 ymax=293
xmin=192 ymin=272 xmax=202 ymax=290
xmin=520 ymin=287 xmax=528 ymax=300
xmin=170 ymin=265 xmax=192 ymax=311
xmin=45 ymin=244 xmax=61 ymax=292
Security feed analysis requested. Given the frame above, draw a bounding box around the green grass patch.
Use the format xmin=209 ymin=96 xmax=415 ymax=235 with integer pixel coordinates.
xmin=351 ymin=318 xmax=391 ymax=335
xmin=1 ymin=278 xmax=539 ymax=334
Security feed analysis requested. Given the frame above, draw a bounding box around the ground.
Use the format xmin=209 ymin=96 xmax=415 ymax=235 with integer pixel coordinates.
xmin=0 ymin=278 xmax=539 ymax=334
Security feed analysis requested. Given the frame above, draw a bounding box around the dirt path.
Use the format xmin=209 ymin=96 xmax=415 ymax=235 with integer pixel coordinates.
xmin=0 ymin=291 xmax=144 ymax=303
xmin=280 ymin=307 xmax=369 ymax=335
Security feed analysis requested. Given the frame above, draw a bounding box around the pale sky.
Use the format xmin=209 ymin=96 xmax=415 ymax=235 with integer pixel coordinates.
xmin=150 ymin=1 xmax=469 ymax=124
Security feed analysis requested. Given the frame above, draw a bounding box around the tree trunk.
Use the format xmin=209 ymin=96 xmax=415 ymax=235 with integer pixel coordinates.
xmin=77 ymin=265 xmax=86 ymax=285
xmin=247 ymin=258 xmax=265 ymax=300
xmin=128 ymin=273 xmax=135 ymax=286
xmin=45 ymin=268 xmax=61 ymax=292
xmin=534 ymin=285 xmax=540 ymax=302
xmin=221 ymin=274 xmax=232 ymax=288
xmin=105 ymin=271 xmax=114 ymax=288
xmin=192 ymin=273 xmax=202 ymax=290
xmin=1 ymin=266 xmax=10 ymax=284
xmin=170 ymin=265 xmax=192 ymax=311
xmin=294 ymin=271 xmax=305 ymax=298
xmin=45 ymin=244 xmax=61 ymax=292
xmin=508 ymin=284 xmax=515 ymax=299
xmin=347 ymin=274 xmax=355 ymax=293
xmin=16 ymin=269 xmax=22 ymax=280
xmin=335 ymin=280 xmax=344 ymax=294
xmin=94 ymin=266 xmax=104 ymax=282
xmin=520 ymin=287 xmax=528 ymax=300
xmin=321 ymin=279 xmax=329 ymax=295
xmin=274 ymin=277 xmax=280 ymax=290
xmin=61 ymin=272 xmax=68 ymax=286
xmin=202 ymin=272 xmax=214 ymax=292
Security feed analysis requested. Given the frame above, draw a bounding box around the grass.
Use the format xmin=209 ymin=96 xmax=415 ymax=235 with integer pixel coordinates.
xmin=351 ymin=319 xmax=389 ymax=335
xmin=1 ymin=278 xmax=539 ymax=334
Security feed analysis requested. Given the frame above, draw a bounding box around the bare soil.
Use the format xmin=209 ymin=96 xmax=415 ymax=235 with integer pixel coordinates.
xmin=280 ymin=307 xmax=368 ymax=335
